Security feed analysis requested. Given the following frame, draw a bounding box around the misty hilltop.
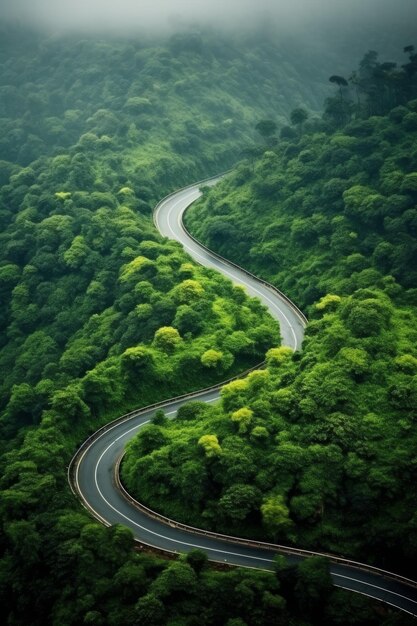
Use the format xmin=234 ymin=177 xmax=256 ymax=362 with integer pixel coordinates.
xmin=1 ymin=0 xmax=417 ymax=36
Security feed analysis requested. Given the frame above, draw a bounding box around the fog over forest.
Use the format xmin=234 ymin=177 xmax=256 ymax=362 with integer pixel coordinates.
xmin=1 ymin=0 xmax=417 ymax=35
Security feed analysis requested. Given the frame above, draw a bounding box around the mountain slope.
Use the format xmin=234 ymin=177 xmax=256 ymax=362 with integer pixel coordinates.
xmin=136 ymin=58 xmax=417 ymax=574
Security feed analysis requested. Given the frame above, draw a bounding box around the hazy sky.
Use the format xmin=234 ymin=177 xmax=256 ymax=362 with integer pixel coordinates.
xmin=1 ymin=0 xmax=416 ymax=33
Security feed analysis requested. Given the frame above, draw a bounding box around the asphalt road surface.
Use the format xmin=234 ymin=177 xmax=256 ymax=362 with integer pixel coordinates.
xmin=72 ymin=178 xmax=417 ymax=618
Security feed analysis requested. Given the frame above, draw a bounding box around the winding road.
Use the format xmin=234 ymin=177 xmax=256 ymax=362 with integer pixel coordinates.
xmin=70 ymin=177 xmax=417 ymax=618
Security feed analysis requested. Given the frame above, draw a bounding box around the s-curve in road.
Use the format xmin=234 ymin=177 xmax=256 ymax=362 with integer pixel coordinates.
xmin=71 ymin=177 xmax=417 ymax=618
xmin=154 ymin=178 xmax=306 ymax=351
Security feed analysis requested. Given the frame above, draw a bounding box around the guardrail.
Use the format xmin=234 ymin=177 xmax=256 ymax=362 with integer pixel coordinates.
xmin=154 ymin=171 xmax=308 ymax=329
xmin=70 ymin=171 xmax=306 ymax=492
xmin=114 ymin=452 xmax=417 ymax=591
xmin=152 ymin=171 xmax=230 ymax=230
xmin=68 ymin=174 xmax=417 ymax=605
xmin=180 ymin=203 xmax=308 ymax=328
xmin=68 ymin=360 xmax=266 ymax=495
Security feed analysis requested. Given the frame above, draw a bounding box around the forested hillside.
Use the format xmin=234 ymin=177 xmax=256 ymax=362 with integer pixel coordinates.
xmin=124 ymin=47 xmax=417 ymax=576
xmin=0 ymin=26 xmax=331 ymax=431
xmin=1 ymin=23 xmax=416 ymax=626
xmin=186 ymin=46 xmax=417 ymax=310
xmin=0 ymin=26 xmax=331 ymax=169
xmin=0 ymin=27 xmax=377 ymax=626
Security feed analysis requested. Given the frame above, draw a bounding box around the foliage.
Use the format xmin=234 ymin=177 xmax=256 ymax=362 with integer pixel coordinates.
xmin=145 ymin=49 xmax=417 ymax=576
xmin=124 ymin=283 xmax=417 ymax=576
xmin=0 ymin=26 xmax=307 ymax=626
xmin=0 ymin=27 xmax=414 ymax=626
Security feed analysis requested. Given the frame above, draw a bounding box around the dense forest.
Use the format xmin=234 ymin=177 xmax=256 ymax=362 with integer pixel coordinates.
xmin=126 ymin=47 xmax=417 ymax=575
xmin=0 ymin=21 xmax=416 ymax=626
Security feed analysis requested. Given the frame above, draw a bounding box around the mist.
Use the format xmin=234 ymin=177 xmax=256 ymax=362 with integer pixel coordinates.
xmin=1 ymin=0 xmax=417 ymax=36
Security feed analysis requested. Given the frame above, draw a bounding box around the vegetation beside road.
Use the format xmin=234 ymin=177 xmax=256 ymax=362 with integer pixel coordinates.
xmin=129 ymin=46 xmax=417 ymax=575
xmin=1 ymin=27 xmax=415 ymax=625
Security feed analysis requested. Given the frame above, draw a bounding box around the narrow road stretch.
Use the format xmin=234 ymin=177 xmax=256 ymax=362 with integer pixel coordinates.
xmin=70 ymin=178 xmax=417 ymax=618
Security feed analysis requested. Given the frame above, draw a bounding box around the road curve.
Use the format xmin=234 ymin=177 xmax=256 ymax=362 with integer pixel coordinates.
xmin=70 ymin=177 xmax=417 ymax=618
xmin=155 ymin=178 xmax=306 ymax=349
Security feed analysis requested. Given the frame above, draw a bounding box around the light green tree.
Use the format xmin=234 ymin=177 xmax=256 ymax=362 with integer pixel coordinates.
xmin=153 ymin=326 xmax=182 ymax=352
xmin=261 ymin=495 xmax=292 ymax=538
xmin=201 ymin=349 xmax=223 ymax=368
xmin=231 ymin=407 xmax=253 ymax=433
xmin=198 ymin=434 xmax=222 ymax=458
